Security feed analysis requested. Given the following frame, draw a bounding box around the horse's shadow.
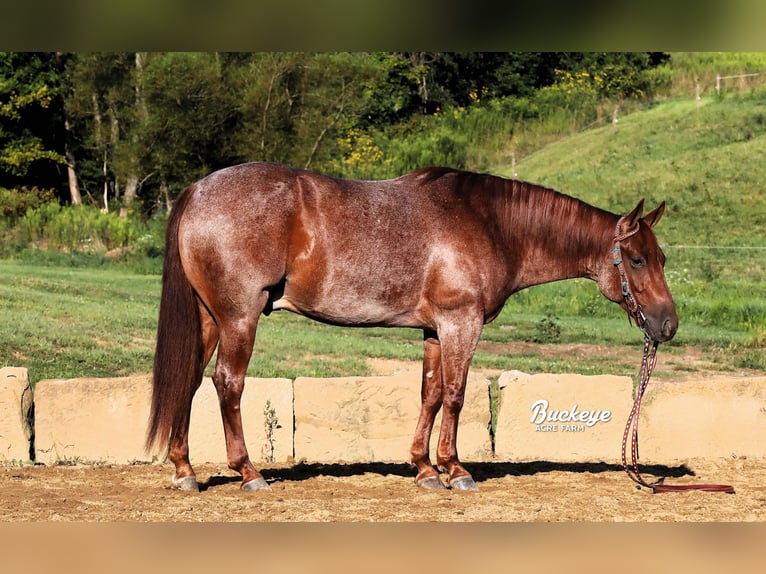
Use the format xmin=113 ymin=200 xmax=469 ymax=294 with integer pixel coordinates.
xmin=197 ymin=460 xmax=694 ymax=491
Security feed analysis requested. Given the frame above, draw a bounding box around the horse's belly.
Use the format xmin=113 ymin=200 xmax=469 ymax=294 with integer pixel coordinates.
xmin=272 ymin=281 xmax=423 ymax=327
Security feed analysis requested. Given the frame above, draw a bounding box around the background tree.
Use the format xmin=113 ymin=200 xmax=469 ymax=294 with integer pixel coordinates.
xmin=140 ymin=52 xmax=243 ymax=209
xmin=0 ymin=53 xmax=67 ymax=194
xmin=1 ymin=51 xmax=672 ymax=210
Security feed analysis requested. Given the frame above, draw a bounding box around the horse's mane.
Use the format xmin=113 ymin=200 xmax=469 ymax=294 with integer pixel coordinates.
xmin=414 ymin=166 xmax=615 ymax=252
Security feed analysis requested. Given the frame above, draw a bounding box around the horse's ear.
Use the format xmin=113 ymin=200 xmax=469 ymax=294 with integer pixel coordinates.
xmin=642 ymin=201 xmax=666 ymax=228
xmin=619 ymin=199 xmax=644 ymax=235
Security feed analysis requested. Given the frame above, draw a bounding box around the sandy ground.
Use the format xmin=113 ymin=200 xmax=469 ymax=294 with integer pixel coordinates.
xmin=2 ymin=343 xmax=763 ymax=523
xmin=1 ymin=455 xmax=763 ymax=522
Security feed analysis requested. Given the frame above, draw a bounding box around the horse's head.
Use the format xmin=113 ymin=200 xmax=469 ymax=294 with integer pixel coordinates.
xmin=598 ymin=199 xmax=678 ymax=343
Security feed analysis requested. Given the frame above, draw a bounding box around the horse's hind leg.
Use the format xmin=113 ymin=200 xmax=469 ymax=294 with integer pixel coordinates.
xmin=168 ymin=303 xmax=219 ymax=491
xmin=212 ymin=292 xmax=270 ymax=491
xmin=410 ymin=334 xmax=446 ymax=490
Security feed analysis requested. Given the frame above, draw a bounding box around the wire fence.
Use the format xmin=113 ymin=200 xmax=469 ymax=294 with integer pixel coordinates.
xmin=667 ymin=245 xmax=766 ymax=249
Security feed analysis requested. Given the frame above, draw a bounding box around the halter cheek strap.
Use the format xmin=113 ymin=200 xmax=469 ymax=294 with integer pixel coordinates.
xmin=612 ymin=217 xmax=647 ymax=332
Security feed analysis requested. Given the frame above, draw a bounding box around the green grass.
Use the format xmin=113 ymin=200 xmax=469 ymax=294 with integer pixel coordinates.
xmin=2 ymin=55 xmax=765 ymax=383
xmin=0 ymin=261 xmax=160 ymax=382
xmin=2 ymin=254 xmax=762 ymax=386
xmin=500 ymin=93 xmax=766 ymax=246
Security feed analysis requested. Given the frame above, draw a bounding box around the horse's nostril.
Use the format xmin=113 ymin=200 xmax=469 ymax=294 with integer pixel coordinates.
xmin=662 ymin=319 xmax=674 ymax=339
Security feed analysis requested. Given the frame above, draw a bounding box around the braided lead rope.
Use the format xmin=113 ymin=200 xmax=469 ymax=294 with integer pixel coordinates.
xmin=620 ymin=339 xmax=735 ymax=494
xmin=621 ymin=338 xmax=660 ymax=489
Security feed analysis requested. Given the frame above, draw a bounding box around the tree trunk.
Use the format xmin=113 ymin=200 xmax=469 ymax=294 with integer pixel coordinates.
xmin=123 ymin=52 xmax=148 ymax=205
xmin=161 ymin=178 xmax=171 ymax=213
xmin=63 ymin=114 xmax=82 ymax=205
xmin=123 ymin=173 xmax=139 ymax=205
xmin=101 ymin=151 xmax=109 ymax=213
xmin=56 ymin=51 xmax=82 ymax=205
xmin=91 ymin=93 xmax=108 ymax=211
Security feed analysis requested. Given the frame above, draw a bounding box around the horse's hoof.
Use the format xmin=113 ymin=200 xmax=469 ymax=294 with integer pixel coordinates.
xmin=416 ymin=475 xmax=447 ymax=490
xmin=242 ymin=477 xmax=271 ymax=492
xmin=172 ymin=474 xmax=199 ymax=492
xmin=450 ymin=475 xmax=479 ymax=491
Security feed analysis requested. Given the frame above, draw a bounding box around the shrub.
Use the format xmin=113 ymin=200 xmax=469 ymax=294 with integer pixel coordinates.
xmin=533 ymin=313 xmax=562 ymax=344
xmin=0 ymin=187 xmax=54 ymax=226
xmin=18 ymin=202 xmax=150 ymax=252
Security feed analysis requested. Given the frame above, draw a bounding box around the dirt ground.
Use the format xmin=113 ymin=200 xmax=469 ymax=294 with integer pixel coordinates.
xmin=2 ymin=343 xmax=764 ymax=523
xmin=1 ymin=456 xmax=764 ymax=522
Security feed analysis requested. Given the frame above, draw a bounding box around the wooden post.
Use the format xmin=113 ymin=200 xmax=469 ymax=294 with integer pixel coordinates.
xmin=511 ymin=151 xmax=517 ymax=178
xmin=716 ymin=74 xmax=721 ymax=96
xmin=696 ymin=79 xmax=701 ymax=109
xmin=612 ymin=104 xmax=619 ymax=133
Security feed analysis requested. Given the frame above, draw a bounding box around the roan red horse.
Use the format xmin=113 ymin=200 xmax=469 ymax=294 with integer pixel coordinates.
xmin=146 ymin=162 xmax=677 ymax=492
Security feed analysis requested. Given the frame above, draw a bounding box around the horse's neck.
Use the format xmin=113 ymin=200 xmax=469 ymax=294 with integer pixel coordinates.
xmin=500 ymin=183 xmax=617 ymax=290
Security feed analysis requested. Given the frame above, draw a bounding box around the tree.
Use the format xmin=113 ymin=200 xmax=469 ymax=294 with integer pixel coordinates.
xmin=141 ymin=52 xmax=243 ymax=208
xmin=228 ymin=52 xmax=307 ymax=165
xmin=64 ymin=52 xmax=154 ymax=210
xmin=0 ymin=52 xmax=67 ymax=195
xmin=294 ymin=53 xmax=387 ymax=169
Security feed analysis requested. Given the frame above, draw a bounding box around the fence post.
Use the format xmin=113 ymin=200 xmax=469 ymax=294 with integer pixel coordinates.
xmin=716 ymin=74 xmax=721 ymax=96
xmin=612 ymin=104 xmax=619 ymax=133
xmin=696 ymin=79 xmax=701 ymax=108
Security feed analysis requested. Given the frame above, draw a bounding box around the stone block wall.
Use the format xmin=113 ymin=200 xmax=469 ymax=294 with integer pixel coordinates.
xmin=33 ymin=375 xmax=293 ymax=465
xmin=293 ymin=371 xmax=491 ymax=463
xmin=0 ymin=367 xmax=33 ymax=462
xmin=637 ymin=377 xmax=766 ymax=461
xmin=1 ymin=367 xmax=763 ymax=467
xmin=494 ymin=371 xmax=634 ymax=463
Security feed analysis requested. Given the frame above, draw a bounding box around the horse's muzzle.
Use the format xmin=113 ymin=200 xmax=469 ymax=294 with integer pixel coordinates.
xmin=644 ymin=313 xmax=678 ymax=343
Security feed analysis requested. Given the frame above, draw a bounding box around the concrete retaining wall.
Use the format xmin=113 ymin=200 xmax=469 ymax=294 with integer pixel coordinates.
xmin=293 ymin=371 xmax=491 ymax=463
xmin=494 ymin=371 xmax=635 ymax=462
xmin=638 ymin=377 xmax=766 ymax=461
xmin=495 ymin=372 xmax=766 ymax=463
xmin=1 ymin=367 xmax=764 ymax=466
xmin=0 ymin=367 xmax=33 ymax=462
xmin=33 ymin=375 xmax=293 ymax=465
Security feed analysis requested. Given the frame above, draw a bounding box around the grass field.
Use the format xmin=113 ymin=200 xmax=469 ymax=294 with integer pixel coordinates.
xmin=0 ymin=260 xmax=638 ymax=383
xmin=2 ymin=58 xmax=765 ymax=385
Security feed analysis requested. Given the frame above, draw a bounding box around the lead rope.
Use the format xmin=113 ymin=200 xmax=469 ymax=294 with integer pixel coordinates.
xmin=620 ymin=338 xmax=735 ymax=493
xmin=620 ymin=338 xmax=662 ymax=489
xmin=614 ymin=218 xmax=734 ymax=494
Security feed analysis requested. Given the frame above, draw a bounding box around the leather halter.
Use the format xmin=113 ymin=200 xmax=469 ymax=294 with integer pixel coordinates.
xmin=613 ymin=216 xmax=735 ymax=494
xmin=611 ymin=216 xmax=647 ymax=332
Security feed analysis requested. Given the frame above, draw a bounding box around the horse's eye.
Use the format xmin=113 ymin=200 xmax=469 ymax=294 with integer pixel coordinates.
xmin=631 ymin=257 xmax=644 ymax=267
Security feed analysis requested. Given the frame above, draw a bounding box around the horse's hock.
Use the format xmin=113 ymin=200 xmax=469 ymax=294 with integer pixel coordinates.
xmin=1 ymin=367 xmax=765 ymax=466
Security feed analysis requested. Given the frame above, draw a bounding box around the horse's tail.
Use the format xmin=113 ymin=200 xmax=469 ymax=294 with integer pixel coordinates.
xmin=146 ymin=186 xmax=203 ymax=455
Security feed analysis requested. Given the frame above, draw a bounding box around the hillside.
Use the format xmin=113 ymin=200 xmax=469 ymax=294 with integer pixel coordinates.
xmin=494 ymin=93 xmax=766 ymax=247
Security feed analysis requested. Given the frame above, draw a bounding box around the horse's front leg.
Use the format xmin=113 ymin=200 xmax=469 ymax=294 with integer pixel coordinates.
xmin=434 ymin=317 xmax=483 ymax=491
xmin=410 ymin=335 xmax=446 ymax=489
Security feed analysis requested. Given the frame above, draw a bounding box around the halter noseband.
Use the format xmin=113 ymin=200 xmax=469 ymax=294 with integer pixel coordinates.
xmin=611 ymin=216 xmax=647 ymax=334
